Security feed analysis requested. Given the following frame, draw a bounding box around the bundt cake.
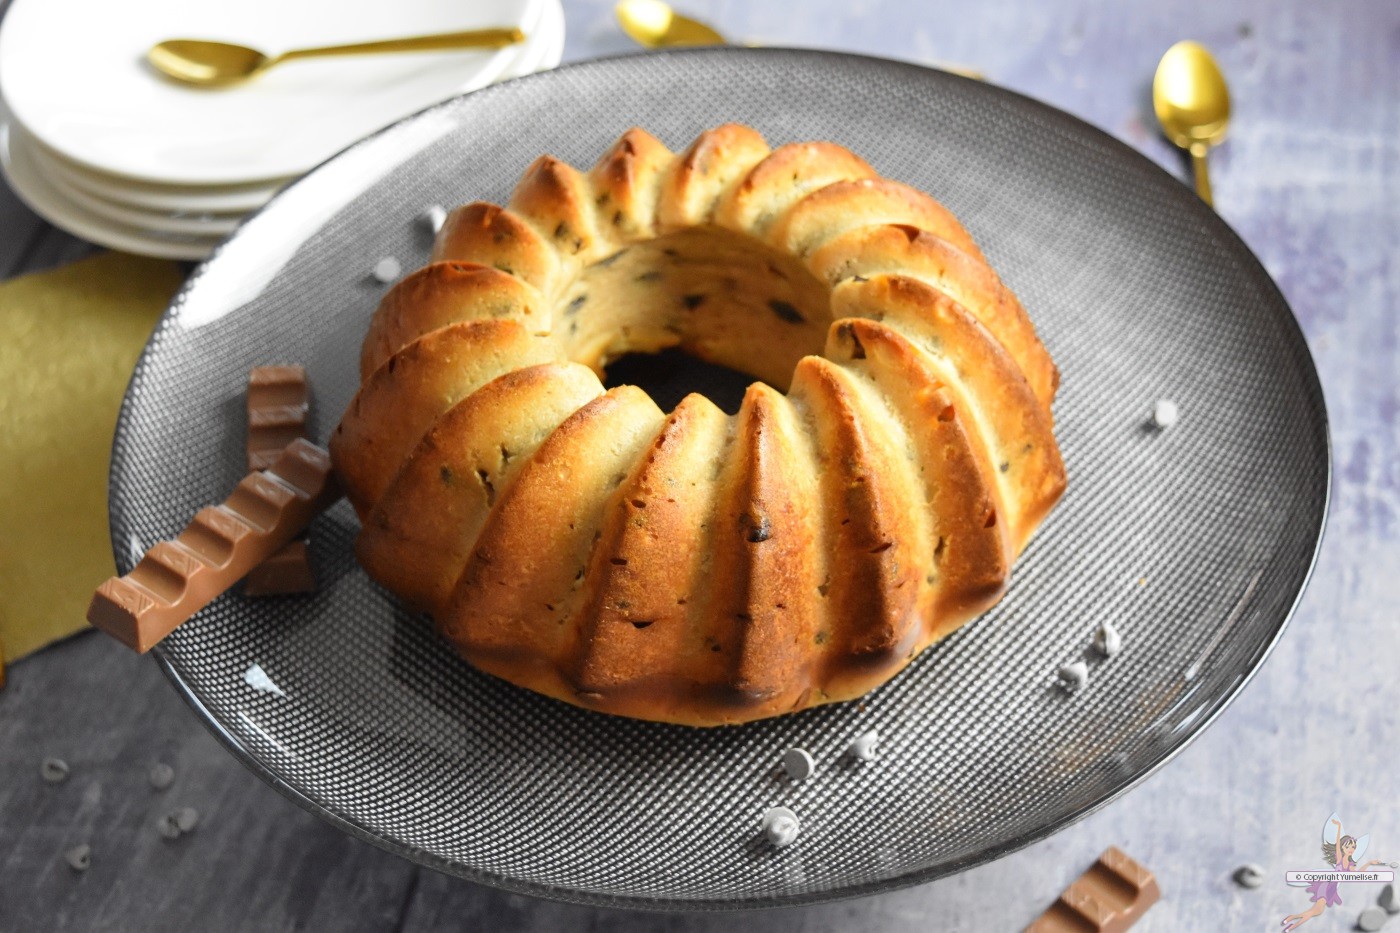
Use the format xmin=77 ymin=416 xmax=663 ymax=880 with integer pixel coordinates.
xmin=330 ymin=124 xmax=1066 ymax=726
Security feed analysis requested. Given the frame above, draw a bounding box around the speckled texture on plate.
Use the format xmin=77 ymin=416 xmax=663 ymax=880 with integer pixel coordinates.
xmin=106 ymin=48 xmax=1328 ymax=909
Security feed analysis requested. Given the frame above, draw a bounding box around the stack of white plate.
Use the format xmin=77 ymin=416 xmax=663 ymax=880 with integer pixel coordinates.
xmin=0 ymin=0 xmax=564 ymax=260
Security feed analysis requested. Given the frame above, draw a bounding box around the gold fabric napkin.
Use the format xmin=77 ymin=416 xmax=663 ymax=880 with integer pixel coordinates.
xmin=0 ymin=252 xmax=184 ymax=683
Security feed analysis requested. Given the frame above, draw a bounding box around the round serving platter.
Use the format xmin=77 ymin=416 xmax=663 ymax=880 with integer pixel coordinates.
xmin=108 ymin=47 xmax=1328 ymax=909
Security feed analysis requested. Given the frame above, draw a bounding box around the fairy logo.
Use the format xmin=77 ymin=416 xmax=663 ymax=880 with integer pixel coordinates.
xmin=1281 ymin=813 xmax=1396 ymax=931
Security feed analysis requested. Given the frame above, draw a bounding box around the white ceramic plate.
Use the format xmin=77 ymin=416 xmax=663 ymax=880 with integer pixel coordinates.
xmin=509 ymin=0 xmax=565 ymax=79
xmin=0 ymin=118 xmax=219 ymax=259
xmin=39 ymin=143 xmax=290 ymax=214
xmin=6 ymin=0 xmax=560 ymax=218
xmin=0 ymin=0 xmax=542 ymax=184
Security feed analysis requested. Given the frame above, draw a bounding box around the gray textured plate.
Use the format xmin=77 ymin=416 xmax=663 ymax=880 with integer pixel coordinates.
xmin=109 ymin=48 xmax=1328 ymax=910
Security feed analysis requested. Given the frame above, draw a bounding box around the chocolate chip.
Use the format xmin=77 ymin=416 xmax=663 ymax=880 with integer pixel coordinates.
xmin=682 ymin=294 xmax=705 ymax=310
xmin=157 ymin=814 xmax=182 ymax=840
xmin=1233 ymin=863 xmax=1265 ymax=888
xmin=768 ymin=299 xmax=805 ymax=324
xmin=1359 ymin=906 xmax=1387 ymax=932
xmin=64 ymin=844 xmax=91 ymax=871
xmin=371 ymin=257 xmax=401 ymax=284
xmin=741 ymin=510 xmax=772 ymax=543
xmin=1057 ymin=661 xmax=1088 ymax=692
xmin=174 ymin=807 xmax=199 ymax=833
xmin=419 ymin=205 xmax=447 ymax=234
xmin=1094 ymin=621 xmax=1123 ymax=658
xmin=1152 ymin=399 xmax=1179 ymax=429
xmin=148 ymin=763 xmax=175 ymax=791
xmin=781 ymin=748 xmax=814 ymax=782
xmin=41 ymin=757 xmax=70 ymax=783
xmin=761 ymin=807 xmax=800 ymax=847
xmin=847 ymin=729 xmax=880 ymax=762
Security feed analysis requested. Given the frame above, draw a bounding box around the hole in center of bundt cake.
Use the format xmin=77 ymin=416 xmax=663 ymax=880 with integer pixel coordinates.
xmin=558 ymin=226 xmax=829 ymax=396
xmin=601 ymin=348 xmax=754 ymax=415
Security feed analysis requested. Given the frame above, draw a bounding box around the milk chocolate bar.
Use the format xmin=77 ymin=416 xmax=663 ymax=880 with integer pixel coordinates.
xmin=243 ymin=539 xmax=316 ymax=596
xmin=246 ymin=366 xmax=308 ymax=472
xmin=86 ymin=440 xmax=339 ymax=652
xmin=1025 ymin=847 xmax=1160 ymax=933
xmin=246 ymin=366 xmax=316 ymax=595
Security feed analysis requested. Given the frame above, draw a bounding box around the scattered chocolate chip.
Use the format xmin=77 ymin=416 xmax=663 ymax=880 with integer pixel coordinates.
xmin=848 ymin=729 xmax=880 ymax=762
xmin=565 ymin=294 xmax=587 ymax=315
xmin=1057 ymin=661 xmax=1088 ymax=692
xmin=634 ymin=270 xmax=663 ymax=283
xmin=371 ymin=257 xmax=401 ymax=284
xmin=420 ymin=205 xmax=447 ymax=234
xmin=761 ymin=807 xmax=800 ymax=847
xmin=1359 ymin=906 xmax=1387 ymax=931
xmin=682 ymin=293 xmax=705 ymax=310
xmin=148 ymin=763 xmax=175 ymax=791
xmin=1380 ymin=882 xmax=1399 ymax=913
xmin=594 ymin=249 xmax=627 ymax=268
xmin=1094 ymin=621 xmax=1123 ymax=658
xmin=41 ymin=757 xmax=70 ymax=783
xmin=64 ymin=844 xmax=91 ymax=871
xmin=1233 ymin=863 xmax=1265 ymax=888
xmin=157 ymin=814 xmax=182 ymax=840
xmin=174 ymin=807 xmax=199 ymax=833
xmin=781 ymin=748 xmax=814 ymax=782
xmin=768 ymin=299 xmax=805 ymax=324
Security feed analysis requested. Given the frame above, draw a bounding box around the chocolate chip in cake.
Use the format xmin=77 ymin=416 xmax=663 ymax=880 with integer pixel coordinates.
xmin=682 ymin=293 xmax=705 ymax=310
xmin=768 ymin=299 xmax=805 ymax=324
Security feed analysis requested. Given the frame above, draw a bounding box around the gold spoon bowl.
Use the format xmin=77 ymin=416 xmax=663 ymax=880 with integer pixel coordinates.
xmin=615 ymin=0 xmax=724 ymax=48
xmin=1152 ymin=40 xmax=1231 ymax=205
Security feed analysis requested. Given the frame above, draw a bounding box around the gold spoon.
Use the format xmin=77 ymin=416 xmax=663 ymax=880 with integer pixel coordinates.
xmin=615 ymin=0 xmax=724 ymax=47
xmin=147 ymin=27 xmax=526 ymax=88
xmin=615 ymin=0 xmax=984 ymax=79
xmin=1152 ymin=40 xmax=1231 ymax=206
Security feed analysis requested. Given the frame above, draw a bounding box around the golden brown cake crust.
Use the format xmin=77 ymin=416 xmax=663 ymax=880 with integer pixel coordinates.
xmin=332 ymin=125 xmax=1067 ymax=726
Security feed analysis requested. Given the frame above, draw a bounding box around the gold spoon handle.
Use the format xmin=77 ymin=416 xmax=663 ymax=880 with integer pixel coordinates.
xmin=277 ymin=27 xmax=525 ymax=63
xmin=1188 ymin=142 xmax=1213 ymax=206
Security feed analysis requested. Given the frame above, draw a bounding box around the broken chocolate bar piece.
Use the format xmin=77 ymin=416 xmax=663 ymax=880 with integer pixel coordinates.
xmin=243 ymin=539 xmax=316 ymax=596
xmin=246 ymin=366 xmax=316 ymax=595
xmin=246 ymin=366 xmax=309 ymax=472
xmin=86 ymin=440 xmax=339 ymax=653
xmin=1025 ymin=846 xmax=1160 ymax=933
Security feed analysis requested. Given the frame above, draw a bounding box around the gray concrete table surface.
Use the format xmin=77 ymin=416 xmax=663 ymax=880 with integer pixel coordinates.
xmin=1 ymin=0 xmax=1396 ymax=930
